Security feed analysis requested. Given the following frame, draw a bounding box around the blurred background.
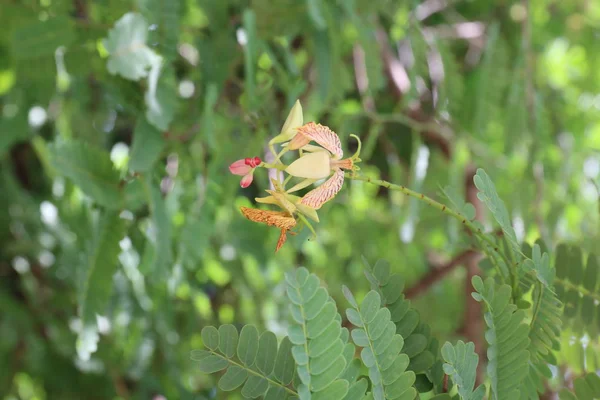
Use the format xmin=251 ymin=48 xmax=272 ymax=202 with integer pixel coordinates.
xmin=0 ymin=0 xmax=599 ymax=399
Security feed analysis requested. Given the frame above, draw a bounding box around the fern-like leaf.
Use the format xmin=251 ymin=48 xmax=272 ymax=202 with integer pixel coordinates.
xmin=473 ymin=168 xmax=520 ymax=261
xmin=49 ymin=140 xmax=123 ymax=208
xmin=141 ymin=175 xmax=173 ymax=280
xmin=11 ymin=16 xmax=75 ymax=60
xmin=554 ymin=244 xmax=599 ymax=335
xmin=286 ymin=267 xmax=349 ymax=399
xmin=558 ymin=373 xmax=600 ymax=400
xmin=77 ymin=210 xmax=127 ymax=361
xmin=193 ymin=325 xmax=297 ymax=398
xmin=129 ymin=117 xmax=165 ymax=172
xmin=519 ymin=242 xmax=562 ymax=399
xmin=471 ymin=276 xmax=530 ymax=400
xmin=141 ymin=0 xmax=181 ymax=61
xmin=441 ymin=341 xmax=485 ymax=400
xmin=363 ymin=259 xmax=437 ymax=380
xmin=344 ymin=287 xmax=417 ymax=400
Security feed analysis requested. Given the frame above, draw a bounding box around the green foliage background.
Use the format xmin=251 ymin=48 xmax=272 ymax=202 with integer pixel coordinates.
xmin=0 ymin=0 xmax=599 ymax=399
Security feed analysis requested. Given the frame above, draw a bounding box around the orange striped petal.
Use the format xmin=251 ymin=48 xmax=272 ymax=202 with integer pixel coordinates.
xmin=299 ymin=169 xmax=345 ymax=210
xmin=275 ymin=229 xmax=288 ymax=252
xmin=297 ymin=122 xmax=343 ymax=159
xmin=240 ymin=207 xmax=297 ymax=230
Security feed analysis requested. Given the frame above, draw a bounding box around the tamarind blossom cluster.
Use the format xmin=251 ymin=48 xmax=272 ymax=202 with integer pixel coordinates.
xmin=228 ymin=101 xmax=362 ymax=252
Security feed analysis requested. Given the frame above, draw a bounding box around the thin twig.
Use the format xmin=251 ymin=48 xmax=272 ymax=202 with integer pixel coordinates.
xmin=405 ymin=250 xmax=480 ymax=299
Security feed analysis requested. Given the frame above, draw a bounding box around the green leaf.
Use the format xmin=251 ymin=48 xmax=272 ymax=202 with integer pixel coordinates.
xmin=359 ymin=291 xmax=381 ymax=324
xmin=345 ymin=287 xmax=416 ymax=400
xmin=129 ymin=118 xmax=165 ymax=172
xmin=237 ymin=325 xmax=259 ymax=366
xmin=104 ymin=12 xmax=162 ymax=81
xmin=440 ymin=185 xmax=476 ymax=221
xmin=441 ymin=341 xmax=485 ymax=400
xmin=344 ymin=379 xmax=369 ymax=400
xmin=286 ymin=267 xmax=348 ymax=397
xmin=49 ymin=140 xmax=123 ymax=208
xmin=241 ymin=375 xmax=269 ymax=398
xmin=522 ymin=244 xmax=554 ymax=287
xmin=473 ymin=168 xmax=520 ymax=260
xmin=201 ymin=326 xmax=219 ymax=351
xmin=471 ymin=277 xmax=530 ymax=400
xmin=306 ymin=0 xmax=327 ymax=30
xmin=143 ymin=175 xmax=172 ymax=278
xmin=198 ymin=355 xmax=228 ymax=373
xmin=256 ymin=331 xmax=277 ymax=375
xmin=558 ymin=373 xmax=600 ymax=400
xmin=365 ymin=262 xmax=438 ymax=375
xmin=218 ymin=324 xmax=238 ymax=358
xmin=141 ymin=0 xmax=181 ymax=61
xmin=11 ymin=16 xmax=76 ymax=60
xmin=76 ymin=210 xmax=126 ymax=361
xmin=201 ymin=82 xmax=220 ymax=150
xmin=197 ymin=325 xmax=296 ymax=397
xmin=242 ymin=9 xmax=258 ymax=109
xmin=313 ymin=28 xmax=332 ymax=101
xmin=218 ymin=365 xmax=248 ymax=391
xmin=145 ymin=66 xmax=177 ymax=131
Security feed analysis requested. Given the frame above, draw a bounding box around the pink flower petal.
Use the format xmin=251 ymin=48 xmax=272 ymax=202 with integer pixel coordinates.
xmin=297 ymin=122 xmax=343 ymax=159
xmin=229 ymin=159 xmax=252 ymax=176
xmin=240 ymin=172 xmax=254 ymax=188
xmin=299 ymin=169 xmax=345 ymax=210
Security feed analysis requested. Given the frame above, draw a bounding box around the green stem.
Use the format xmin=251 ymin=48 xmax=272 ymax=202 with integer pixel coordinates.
xmin=555 ymin=278 xmax=600 ymax=302
xmin=348 ymin=173 xmax=514 ymax=269
xmin=262 ymin=163 xmax=287 ymax=171
xmin=530 ymin=282 xmax=544 ymax=333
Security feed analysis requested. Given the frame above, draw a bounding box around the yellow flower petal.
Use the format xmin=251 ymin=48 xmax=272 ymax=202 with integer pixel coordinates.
xmin=299 ymin=169 xmax=345 ymax=210
xmin=255 ymin=195 xmax=278 ymax=205
xmin=285 ymin=151 xmax=331 ymax=179
xmin=276 ymin=100 xmax=303 ymax=142
xmin=297 ymin=122 xmax=343 ymax=159
xmin=296 ymin=203 xmax=320 ymax=222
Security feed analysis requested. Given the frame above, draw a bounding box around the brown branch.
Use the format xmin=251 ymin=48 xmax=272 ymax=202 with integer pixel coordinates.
xmin=460 ymin=164 xmax=485 ymax=385
xmin=404 ymin=249 xmax=480 ymax=299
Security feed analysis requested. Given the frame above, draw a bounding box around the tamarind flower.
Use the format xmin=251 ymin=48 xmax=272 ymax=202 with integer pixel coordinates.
xmin=240 ymin=207 xmax=297 ymax=252
xmin=284 ymin=122 xmax=362 ymax=210
xmin=229 ymin=157 xmax=262 ymax=188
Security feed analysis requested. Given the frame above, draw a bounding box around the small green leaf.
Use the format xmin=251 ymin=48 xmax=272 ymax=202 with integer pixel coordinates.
xmin=372 ymin=260 xmax=391 ymax=286
xmin=264 ymin=386 xmax=287 ymax=400
xmin=237 ymin=325 xmax=259 ymax=366
xmin=359 ymin=291 xmax=381 ymax=324
xmin=256 ymin=331 xmax=277 ymax=375
xmin=145 ymin=66 xmax=177 ymax=131
xmin=274 ymin=337 xmax=295 ymax=385
xmin=313 ymin=379 xmax=349 ymax=400
xmin=241 ymin=374 xmax=269 ymax=397
xmin=218 ymin=365 xmax=248 ymax=391
xmin=11 ymin=16 xmax=75 ymax=60
xmin=218 ymin=324 xmax=238 ymax=358
xmin=201 ymin=326 xmax=219 ymax=351
xmin=197 ymin=355 xmax=228 ymax=373
xmin=49 ymin=140 xmax=123 ymax=208
xmin=77 ymin=210 xmax=126 ymax=361
xmin=342 ymin=285 xmax=358 ymax=308
xmin=129 ymin=117 xmax=164 ymax=172
xmin=144 ymin=174 xmax=172 ymax=279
